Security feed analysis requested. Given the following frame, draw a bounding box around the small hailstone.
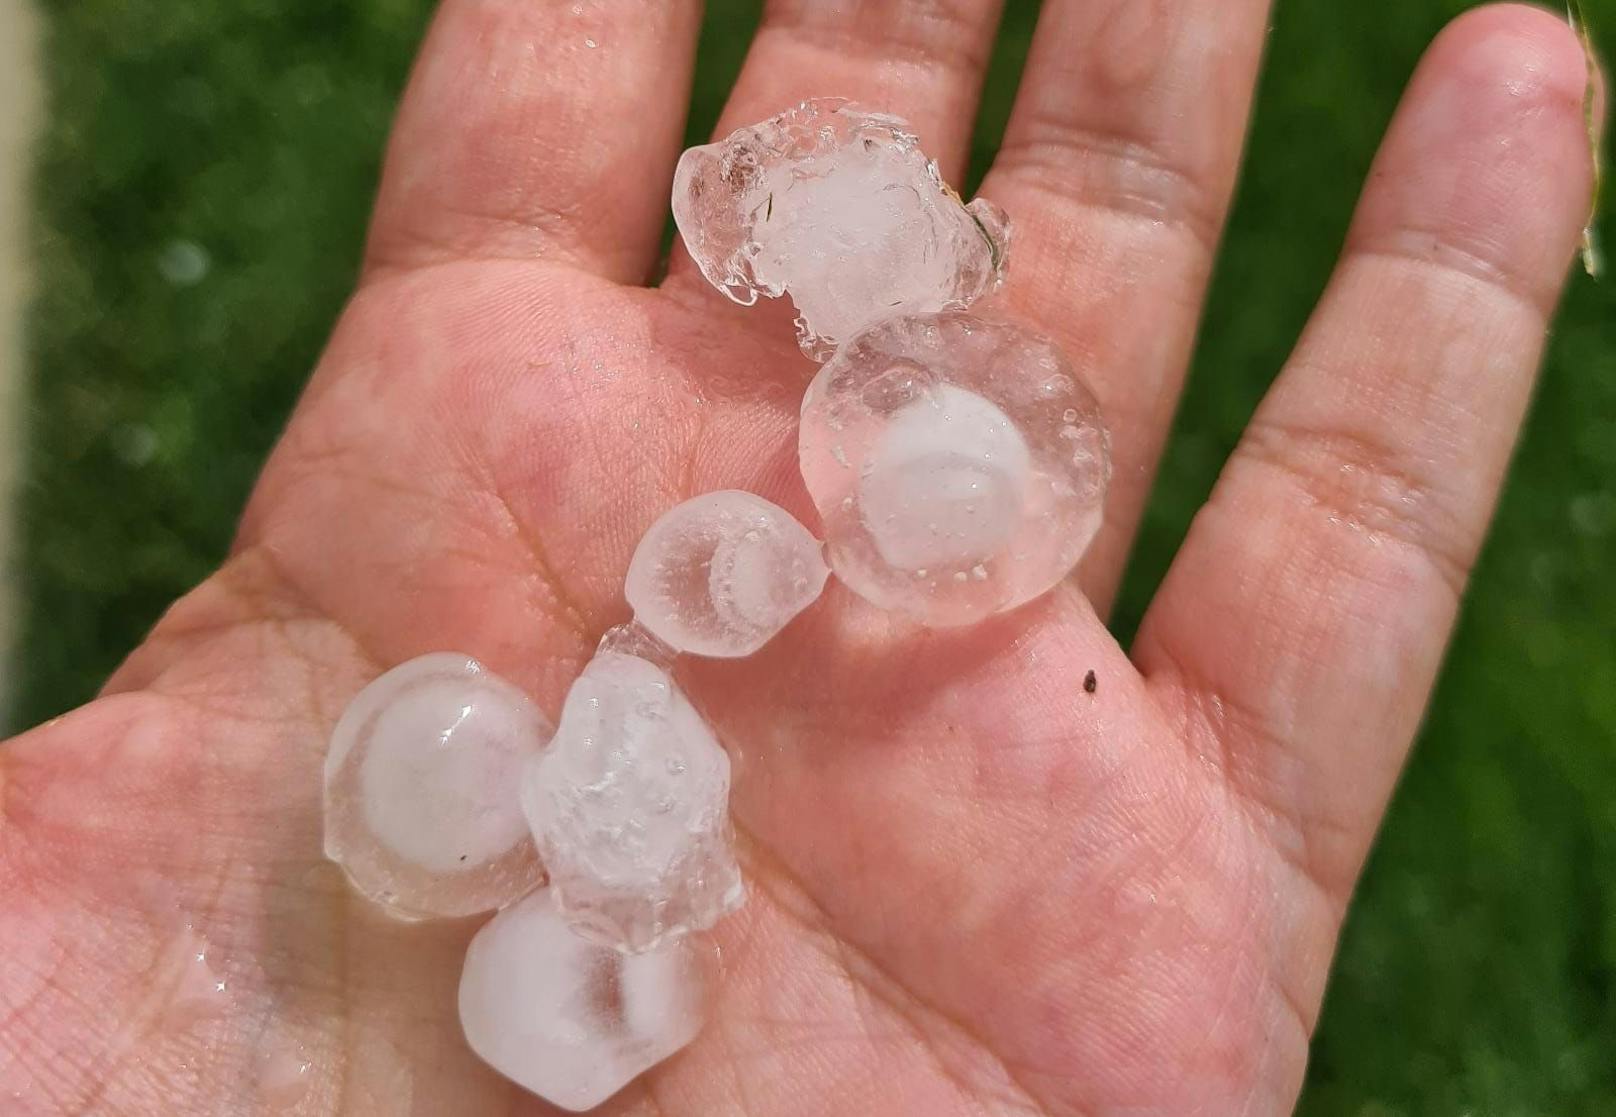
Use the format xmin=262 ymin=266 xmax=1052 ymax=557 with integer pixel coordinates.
xmin=324 ymin=654 xmax=553 ymax=919
xmin=672 ymin=98 xmax=1009 ymax=360
xmin=799 ymin=311 xmax=1111 ymax=626
xmin=521 ymin=652 xmax=743 ymax=952
xmin=459 ymin=889 xmax=706 ymax=1112
xmin=625 ymin=490 xmax=829 ymax=657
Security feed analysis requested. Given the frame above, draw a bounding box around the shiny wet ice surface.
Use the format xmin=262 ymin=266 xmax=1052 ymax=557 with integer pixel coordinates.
xmin=324 ymin=653 xmax=551 ymax=919
xmin=672 ymin=98 xmax=1009 ymax=360
xmin=626 ymin=490 xmax=828 ymax=658
xmin=800 ymin=311 xmax=1110 ymax=626
xmin=521 ymin=651 xmax=743 ymax=953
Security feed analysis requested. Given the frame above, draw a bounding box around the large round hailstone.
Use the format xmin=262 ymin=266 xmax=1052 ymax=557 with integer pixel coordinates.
xmin=458 ymin=889 xmax=707 ymax=1112
xmin=799 ymin=311 xmax=1111 ymax=626
xmin=625 ymin=490 xmax=829 ymax=657
xmin=323 ymin=653 xmax=552 ymax=919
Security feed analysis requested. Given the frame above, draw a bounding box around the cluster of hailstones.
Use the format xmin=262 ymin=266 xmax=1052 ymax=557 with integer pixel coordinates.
xmin=322 ymin=100 xmax=1110 ymax=1112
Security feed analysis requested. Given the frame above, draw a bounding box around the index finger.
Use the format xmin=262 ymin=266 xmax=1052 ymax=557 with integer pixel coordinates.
xmin=365 ymin=0 xmax=702 ymax=284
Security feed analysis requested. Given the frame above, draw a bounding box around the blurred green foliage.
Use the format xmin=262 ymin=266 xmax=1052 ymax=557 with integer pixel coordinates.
xmin=13 ymin=0 xmax=1616 ymax=1110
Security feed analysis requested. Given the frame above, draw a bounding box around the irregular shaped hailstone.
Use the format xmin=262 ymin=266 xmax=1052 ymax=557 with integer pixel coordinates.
xmin=459 ymin=889 xmax=707 ymax=1112
xmin=324 ymin=653 xmax=553 ymax=919
xmin=521 ymin=652 xmax=743 ymax=952
xmin=799 ymin=311 xmax=1111 ymax=627
xmin=672 ymin=98 xmax=1009 ymax=360
xmin=626 ymin=490 xmax=829 ymax=657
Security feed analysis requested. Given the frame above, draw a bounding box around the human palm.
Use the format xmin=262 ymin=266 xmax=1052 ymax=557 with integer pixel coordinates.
xmin=0 ymin=2 xmax=1597 ymax=1114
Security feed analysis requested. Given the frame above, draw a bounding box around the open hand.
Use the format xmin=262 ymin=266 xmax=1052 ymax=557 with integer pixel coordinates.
xmin=0 ymin=2 xmax=1597 ymax=1114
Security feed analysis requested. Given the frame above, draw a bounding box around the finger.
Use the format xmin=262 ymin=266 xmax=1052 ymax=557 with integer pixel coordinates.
xmin=716 ymin=0 xmax=1004 ymax=181
xmin=1134 ymin=6 xmax=1597 ymax=903
xmin=978 ymin=0 xmax=1275 ymax=609
xmin=364 ymin=0 xmax=701 ymax=284
xmin=663 ymin=0 xmax=1005 ymax=293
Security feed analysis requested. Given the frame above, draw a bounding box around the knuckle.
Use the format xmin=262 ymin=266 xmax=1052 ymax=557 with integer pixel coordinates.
xmin=992 ymin=116 xmax=1225 ymax=259
xmin=766 ymin=0 xmax=994 ymax=74
xmin=1239 ymin=414 xmax=1475 ymax=600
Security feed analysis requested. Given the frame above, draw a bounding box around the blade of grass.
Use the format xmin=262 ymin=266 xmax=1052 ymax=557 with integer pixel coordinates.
xmin=1569 ymin=0 xmax=1603 ymax=277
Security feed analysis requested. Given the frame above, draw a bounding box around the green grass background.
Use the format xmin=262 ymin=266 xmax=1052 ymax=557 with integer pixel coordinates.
xmin=13 ymin=0 xmax=1616 ymax=1110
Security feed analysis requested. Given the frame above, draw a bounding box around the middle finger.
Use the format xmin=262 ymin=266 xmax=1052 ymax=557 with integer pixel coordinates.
xmin=980 ymin=0 xmax=1276 ymax=610
xmin=663 ymin=0 xmax=1006 ymax=293
xmin=711 ymin=0 xmax=1007 ymax=179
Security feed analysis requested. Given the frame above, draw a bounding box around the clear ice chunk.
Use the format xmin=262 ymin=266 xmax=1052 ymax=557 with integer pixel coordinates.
xmin=625 ymin=490 xmax=829 ymax=657
xmin=521 ymin=652 xmax=743 ymax=952
xmin=594 ymin=619 xmax=678 ymax=667
xmin=799 ymin=311 xmax=1111 ymax=627
xmin=458 ymin=888 xmax=707 ymax=1112
xmin=672 ymin=98 xmax=1010 ymax=360
xmin=324 ymin=653 xmax=552 ymax=920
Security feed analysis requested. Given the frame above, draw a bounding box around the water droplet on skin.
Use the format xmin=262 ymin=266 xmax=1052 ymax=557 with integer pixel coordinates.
xmin=256 ymin=1041 xmax=313 ymax=1110
xmin=583 ymin=37 xmax=598 ymax=48
xmin=160 ymin=931 xmax=232 ymax=1029
xmin=102 ymin=924 xmax=233 ymax=1062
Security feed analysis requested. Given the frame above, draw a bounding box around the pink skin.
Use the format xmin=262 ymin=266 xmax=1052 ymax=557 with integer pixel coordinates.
xmin=0 ymin=2 xmax=1599 ymax=1115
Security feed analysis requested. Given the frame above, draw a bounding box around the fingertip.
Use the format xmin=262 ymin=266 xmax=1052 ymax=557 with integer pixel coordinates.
xmin=1452 ymin=5 xmax=1593 ymax=99
xmin=1346 ymin=1 xmax=1599 ymax=311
